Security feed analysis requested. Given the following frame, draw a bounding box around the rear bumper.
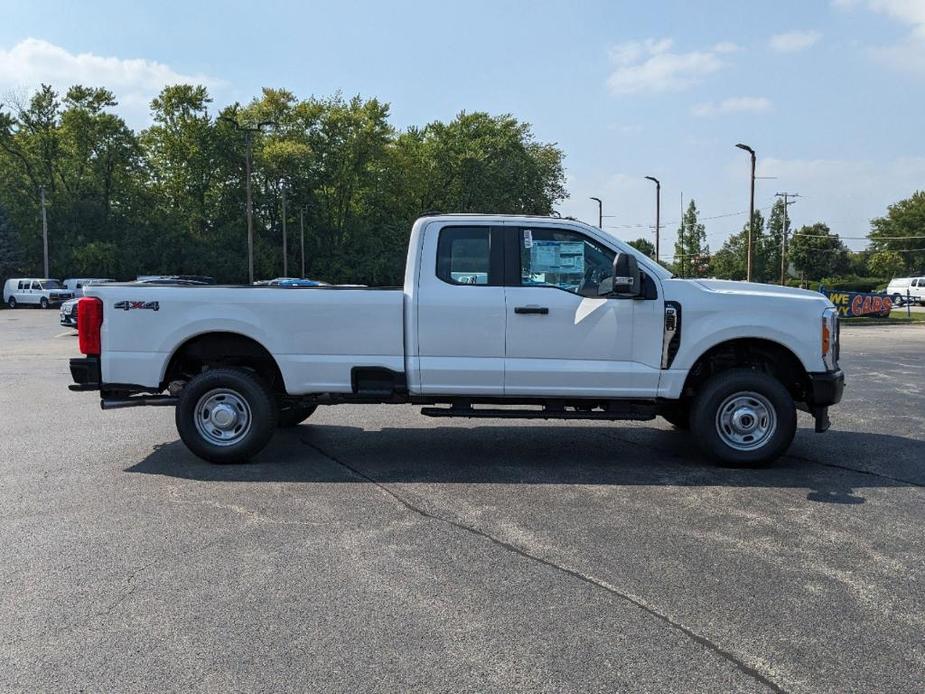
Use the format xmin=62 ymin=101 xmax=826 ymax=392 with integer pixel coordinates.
xmin=69 ymin=356 xmax=101 ymax=391
xmin=807 ymin=369 xmax=845 ymax=407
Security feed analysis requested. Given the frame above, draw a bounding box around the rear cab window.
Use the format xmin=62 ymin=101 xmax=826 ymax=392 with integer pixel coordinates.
xmin=435 ymin=226 xmax=502 ymax=286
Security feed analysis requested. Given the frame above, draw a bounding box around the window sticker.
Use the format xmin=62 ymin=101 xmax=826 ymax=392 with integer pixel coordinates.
xmin=530 ymin=241 xmax=585 ymax=275
xmin=523 ymin=229 xmax=533 ymax=248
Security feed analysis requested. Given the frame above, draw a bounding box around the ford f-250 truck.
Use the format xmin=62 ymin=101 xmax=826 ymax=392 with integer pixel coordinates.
xmin=68 ymin=214 xmax=844 ymax=466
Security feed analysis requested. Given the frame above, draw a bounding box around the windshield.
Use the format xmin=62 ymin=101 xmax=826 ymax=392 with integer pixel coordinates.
xmin=41 ymin=280 xmax=64 ymax=289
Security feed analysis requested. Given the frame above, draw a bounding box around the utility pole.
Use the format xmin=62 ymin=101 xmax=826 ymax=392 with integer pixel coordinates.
xmin=644 ymin=177 xmax=660 ymax=263
xmin=589 ymin=197 xmax=603 ymax=228
xmin=299 ymin=207 xmax=306 ymax=279
xmin=219 ymin=113 xmax=277 ymax=284
xmin=775 ymin=192 xmax=800 ymax=286
xmin=281 ymin=185 xmax=288 ymax=277
xmin=736 ymin=143 xmax=757 ymax=282
xmin=40 ymin=186 xmax=49 ymax=278
xmin=679 ymin=191 xmax=684 ymax=278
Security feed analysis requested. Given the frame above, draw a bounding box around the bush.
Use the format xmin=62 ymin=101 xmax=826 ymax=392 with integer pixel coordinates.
xmin=786 ymin=276 xmax=888 ymax=293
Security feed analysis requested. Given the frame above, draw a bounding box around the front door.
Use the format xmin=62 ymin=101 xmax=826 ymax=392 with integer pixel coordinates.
xmin=414 ymin=224 xmax=507 ymax=395
xmin=504 ymin=226 xmax=662 ymax=398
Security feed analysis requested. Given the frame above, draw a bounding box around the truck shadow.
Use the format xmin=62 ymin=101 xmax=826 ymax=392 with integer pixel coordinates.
xmin=125 ymin=424 xmax=924 ymax=505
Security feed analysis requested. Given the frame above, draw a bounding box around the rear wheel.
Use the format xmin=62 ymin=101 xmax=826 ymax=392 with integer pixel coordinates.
xmin=891 ymin=293 xmax=903 ymax=307
xmin=176 ymin=368 xmax=278 ymax=464
xmin=7 ymin=297 xmax=16 ymax=309
xmin=691 ymin=368 xmax=796 ymax=467
xmin=39 ymin=297 xmax=49 ymax=309
xmin=278 ymin=403 xmax=317 ymax=428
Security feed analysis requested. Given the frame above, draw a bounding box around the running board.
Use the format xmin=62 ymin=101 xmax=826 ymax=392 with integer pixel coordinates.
xmin=420 ymin=404 xmax=656 ymax=421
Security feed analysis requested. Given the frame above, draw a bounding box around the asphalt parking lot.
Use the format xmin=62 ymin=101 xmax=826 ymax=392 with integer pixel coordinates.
xmin=1 ymin=308 xmax=923 ymax=693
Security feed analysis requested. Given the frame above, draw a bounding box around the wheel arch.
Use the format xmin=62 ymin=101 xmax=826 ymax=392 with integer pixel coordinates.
xmin=681 ymin=337 xmax=812 ymax=404
xmin=161 ymin=331 xmax=287 ymax=394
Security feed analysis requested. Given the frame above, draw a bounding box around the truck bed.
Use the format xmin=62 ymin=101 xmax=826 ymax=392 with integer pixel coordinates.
xmin=88 ymin=284 xmax=406 ymax=393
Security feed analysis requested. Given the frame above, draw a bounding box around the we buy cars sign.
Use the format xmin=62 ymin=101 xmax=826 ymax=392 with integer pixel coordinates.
xmin=821 ymin=289 xmax=891 ymax=318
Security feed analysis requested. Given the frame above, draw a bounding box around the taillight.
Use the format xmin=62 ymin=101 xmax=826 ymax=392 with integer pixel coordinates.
xmin=77 ymin=297 xmax=103 ymax=355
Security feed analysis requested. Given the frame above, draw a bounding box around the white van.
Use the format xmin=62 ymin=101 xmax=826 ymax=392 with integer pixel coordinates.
xmin=3 ymin=278 xmax=74 ymax=309
xmin=63 ymin=278 xmax=116 ymax=298
xmin=886 ymin=277 xmax=925 ymax=306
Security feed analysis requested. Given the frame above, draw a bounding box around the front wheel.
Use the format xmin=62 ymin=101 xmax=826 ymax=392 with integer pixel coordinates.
xmin=40 ymin=297 xmax=49 ymax=309
xmin=690 ymin=369 xmax=796 ymax=467
xmin=176 ymin=368 xmax=278 ymax=463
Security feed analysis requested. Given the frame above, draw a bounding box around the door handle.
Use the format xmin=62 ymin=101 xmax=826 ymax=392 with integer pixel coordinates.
xmin=514 ymin=306 xmax=549 ymax=315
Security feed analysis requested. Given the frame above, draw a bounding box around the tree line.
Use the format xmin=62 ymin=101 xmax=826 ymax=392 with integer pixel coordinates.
xmin=0 ymin=84 xmax=565 ymax=285
xmin=628 ymin=193 xmax=924 ymax=285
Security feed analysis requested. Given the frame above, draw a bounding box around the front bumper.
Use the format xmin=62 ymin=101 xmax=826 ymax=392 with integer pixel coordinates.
xmin=804 ymin=369 xmax=845 ymax=433
xmin=59 ymin=312 xmax=77 ymax=327
xmin=807 ymin=369 xmax=845 ymax=407
xmin=69 ymin=356 xmax=101 ymax=391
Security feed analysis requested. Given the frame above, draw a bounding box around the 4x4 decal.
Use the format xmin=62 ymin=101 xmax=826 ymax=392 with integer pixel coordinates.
xmin=114 ymin=300 xmax=160 ymax=312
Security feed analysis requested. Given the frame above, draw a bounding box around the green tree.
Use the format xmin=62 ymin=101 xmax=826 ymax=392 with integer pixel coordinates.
xmin=673 ymin=199 xmax=710 ymax=277
xmin=627 ymin=237 xmax=655 ymax=257
xmin=867 ymin=250 xmax=905 ymax=279
xmin=788 ymin=223 xmax=850 ymax=280
xmin=869 ymin=191 xmax=925 ymax=272
xmin=711 ymin=209 xmax=766 ymax=281
xmin=764 ymin=198 xmax=791 ymax=283
xmin=0 ymin=205 xmax=22 ymax=289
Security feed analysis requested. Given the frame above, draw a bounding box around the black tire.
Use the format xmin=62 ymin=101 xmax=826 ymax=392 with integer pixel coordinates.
xmin=7 ymin=297 xmax=16 ymax=309
xmin=278 ymin=403 xmax=317 ymax=428
xmin=660 ymin=403 xmax=691 ymax=430
xmin=690 ymin=368 xmax=796 ymax=468
xmin=40 ymin=297 xmax=49 ymax=309
xmin=175 ymin=368 xmax=278 ymax=464
xmin=891 ymin=293 xmax=903 ymax=307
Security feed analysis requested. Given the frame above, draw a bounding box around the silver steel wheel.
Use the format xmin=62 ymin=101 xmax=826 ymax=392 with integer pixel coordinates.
xmin=193 ymin=388 xmax=252 ymax=447
xmin=715 ymin=391 xmax=777 ymax=452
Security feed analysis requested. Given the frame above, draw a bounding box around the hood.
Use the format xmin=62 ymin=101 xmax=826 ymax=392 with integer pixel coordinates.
xmin=692 ymin=279 xmax=830 ymax=304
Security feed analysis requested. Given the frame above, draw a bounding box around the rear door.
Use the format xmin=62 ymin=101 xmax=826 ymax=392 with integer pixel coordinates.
xmin=503 ymin=226 xmax=663 ymax=398
xmin=414 ymin=224 xmax=507 ymax=395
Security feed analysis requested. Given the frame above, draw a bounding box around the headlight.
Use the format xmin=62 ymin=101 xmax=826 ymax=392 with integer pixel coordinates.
xmin=822 ymin=307 xmax=839 ymax=370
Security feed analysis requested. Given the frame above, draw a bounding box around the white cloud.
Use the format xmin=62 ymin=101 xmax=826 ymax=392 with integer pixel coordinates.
xmin=0 ymin=38 xmax=222 ymax=126
xmin=607 ymin=38 xmax=737 ymax=94
xmin=692 ymin=96 xmax=772 ymax=117
xmin=834 ymin=0 xmax=925 ymax=72
xmin=769 ymin=30 xmax=822 ymax=52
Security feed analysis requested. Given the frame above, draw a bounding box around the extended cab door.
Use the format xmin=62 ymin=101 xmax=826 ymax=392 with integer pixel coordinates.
xmin=504 ymin=226 xmax=663 ymax=398
xmin=414 ymin=224 xmax=507 ymax=395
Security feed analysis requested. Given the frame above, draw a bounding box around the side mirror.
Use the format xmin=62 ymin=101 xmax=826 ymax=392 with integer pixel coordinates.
xmin=599 ymin=252 xmax=641 ymax=297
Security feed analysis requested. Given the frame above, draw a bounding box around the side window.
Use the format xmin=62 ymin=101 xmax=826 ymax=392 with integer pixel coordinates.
xmin=18 ymin=281 xmax=27 ymax=290
xmin=436 ymin=227 xmax=492 ymax=286
xmin=31 ymin=281 xmax=41 ymax=290
xmin=518 ymin=228 xmax=615 ymax=298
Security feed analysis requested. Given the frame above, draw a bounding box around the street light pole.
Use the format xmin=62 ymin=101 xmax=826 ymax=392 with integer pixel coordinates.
xmin=244 ymin=131 xmax=254 ymax=284
xmin=589 ymin=197 xmax=602 ymax=228
xmin=220 ymin=113 xmax=277 ymax=284
xmin=736 ymin=143 xmax=756 ymax=282
xmin=644 ymin=177 xmax=660 ymax=263
xmin=40 ymin=186 xmax=49 ymax=278
xmin=299 ymin=207 xmax=306 ymax=279
xmin=281 ymin=185 xmax=288 ymax=277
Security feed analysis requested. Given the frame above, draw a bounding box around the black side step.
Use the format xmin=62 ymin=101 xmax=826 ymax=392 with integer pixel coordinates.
xmin=420 ymin=404 xmax=656 ymax=421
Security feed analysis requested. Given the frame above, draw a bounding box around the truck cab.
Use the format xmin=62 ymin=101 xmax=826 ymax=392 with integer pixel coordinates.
xmin=68 ymin=214 xmax=844 ymax=467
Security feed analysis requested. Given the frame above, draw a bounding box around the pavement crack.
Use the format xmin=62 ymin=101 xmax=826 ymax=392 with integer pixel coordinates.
xmin=302 ymin=438 xmax=787 ymax=694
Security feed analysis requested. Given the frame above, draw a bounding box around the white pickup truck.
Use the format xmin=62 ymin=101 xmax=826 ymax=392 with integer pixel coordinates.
xmin=68 ymin=214 xmax=844 ymax=466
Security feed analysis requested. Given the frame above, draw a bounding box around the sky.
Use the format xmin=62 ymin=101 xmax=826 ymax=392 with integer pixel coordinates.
xmin=0 ymin=0 xmax=922 ymax=255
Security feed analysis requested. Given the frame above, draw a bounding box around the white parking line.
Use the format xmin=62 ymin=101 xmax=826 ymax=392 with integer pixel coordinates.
xmin=54 ymin=330 xmax=76 ymax=338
